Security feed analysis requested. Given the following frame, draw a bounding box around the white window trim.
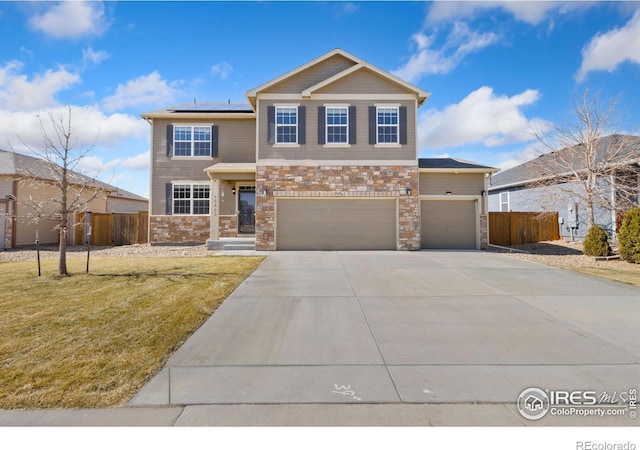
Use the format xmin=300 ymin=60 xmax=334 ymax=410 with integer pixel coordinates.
xmin=172 ymin=182 xmax=211 ymax=216
xmin=375 ymin=105 xmax=400 ymax=146
xmin=324 ymin=105 xmax=349 ymax=146
xmin=500 ymin=191 xmax=510 ymax=212
xmin=274 ymin=105 xmax=299 ymax=145
xmin=172 ymin=124 xmax=213 ymax=158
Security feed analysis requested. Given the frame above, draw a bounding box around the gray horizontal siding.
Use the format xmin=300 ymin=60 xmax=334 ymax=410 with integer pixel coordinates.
xmin=0 ymin=178 xmax=13 ymax=198
xmin=419 ymin=173 xmax=485 ymax=196
xmin=315 ymin=68 xmax=409 ymax=95
xmin=150 ymin=118 xmax=255 ymax=215
xmin=220 ymin=183 xmax=235 ymax=215
xmin=265 ymin=54 xmax=356 ymax=94
xmin=257 ymin=99 xmax=416 ymax=161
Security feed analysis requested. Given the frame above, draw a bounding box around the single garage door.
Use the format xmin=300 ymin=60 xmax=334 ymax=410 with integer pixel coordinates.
xmin=276 ymin=199 xmax=396 ymax=250
xmin=421 ymin=200 xmax=477 ymax=249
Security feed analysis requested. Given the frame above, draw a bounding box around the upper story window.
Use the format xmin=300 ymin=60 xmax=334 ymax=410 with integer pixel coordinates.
xmin=326 ymin=107 xmax=348 ymax=144
xmin=267 ymin=105 xmax=305 ymax=146
xmin=368 ymin=105 xmax=407 ymax=146
xmin=173 ymin=183 xmax=210 ymax=215
xmin=173 ymin=126 xmax=212 ymax=157
xmin=376 ymin=107 xmax=399 ymax=144
xmin=276 ymin=107 xmax=298 ymax=144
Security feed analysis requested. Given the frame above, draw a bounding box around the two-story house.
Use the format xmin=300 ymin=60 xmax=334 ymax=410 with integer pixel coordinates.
xmin=142 ymin=49 xmax=496 ymax=251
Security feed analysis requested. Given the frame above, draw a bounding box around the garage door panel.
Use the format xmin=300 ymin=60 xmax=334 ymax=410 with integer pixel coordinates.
xmin=277 ymin=199 xmax=396 ymax=250
xmin=421 ymin=200 xmax=477 ymax=249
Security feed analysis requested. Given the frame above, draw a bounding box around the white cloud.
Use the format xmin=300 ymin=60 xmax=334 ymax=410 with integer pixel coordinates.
xmin=0 ymin=106 xmax=148 ymax=154
xmin=102 ymin=72 xmax=182 ymax=111
xmin=0 ymin=60 xmax=80 ymax=110
xmin=576 ymin=12 xmax=640 ymax=81
xmin=419 ymin=86 xmax=550 ymax=150
xmin=393 ymin=22 xmax=499 ymax=82
xmin=82 ymin=46 xmax=110 ymax=66
xmin=29 ymin=1 xmax=109 ymax=39
xmin=72 ymin=150 xmax=149 ymax=179
xmin=426 ymin=1 xmax=589 ymax=26
xmin=120 ymin=151 xmax=150 ymax=170
xmin=211 ymin=62 xmax=233 ymax=80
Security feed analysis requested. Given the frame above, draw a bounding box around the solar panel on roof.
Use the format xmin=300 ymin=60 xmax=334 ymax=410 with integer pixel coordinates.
xmin=168 ymin=102 xmax=253 ymax=113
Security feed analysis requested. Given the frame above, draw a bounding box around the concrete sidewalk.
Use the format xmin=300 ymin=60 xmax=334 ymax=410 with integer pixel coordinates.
xmin=1 ymin=403 xmax=637 ymax=426
xmin=2 ymin=250 xmax=639 ymax=426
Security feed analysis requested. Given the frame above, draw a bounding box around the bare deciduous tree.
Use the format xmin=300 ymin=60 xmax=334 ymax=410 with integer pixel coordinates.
xmin=528 ymin=90 xmax=640 ymax=232
xmin=16 ymin=106 xmax=105 ymax=276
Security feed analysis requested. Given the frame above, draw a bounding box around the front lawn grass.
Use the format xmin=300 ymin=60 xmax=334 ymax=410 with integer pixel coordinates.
xmin=0 ymin=255 xmax=263 ymax=409
xmin=568 ymin=264 xmax=640 ymax=288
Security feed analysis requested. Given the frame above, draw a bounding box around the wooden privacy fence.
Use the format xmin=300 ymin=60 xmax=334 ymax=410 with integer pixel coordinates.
xmin=489 ymin=212 xmax=560 ymax=246
xmin=75 ymin=211 xmax=148 ymax=246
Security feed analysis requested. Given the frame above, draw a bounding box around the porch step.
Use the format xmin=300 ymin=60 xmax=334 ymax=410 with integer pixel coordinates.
xmin=206 ymin=237 xmax=256 ymax=251
xmin=222 ymin=244 xmax=256 ymax=251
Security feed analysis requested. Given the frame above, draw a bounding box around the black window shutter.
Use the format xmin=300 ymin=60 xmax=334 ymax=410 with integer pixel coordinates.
xmin=298 ymin=106 xmax=306 ymax=144
xmin=166 ymin=183 xmax=173 ymax=215
xmin=348 ymin=106 xmax=356 ymax=144
xmin=318 ymin=106 xmax=326 ymax=145
xmin=211 ymin=125 xmax=219 ymax=157
xmin=166 ymin=125 xmax=173 ymax=157
xmin=368 ymin=106 xmax=377 ymax=145
xmin=267 ymin=106 xmax=275 ymax=144
xmin=399 ymin=106 xmax=408 ymax=145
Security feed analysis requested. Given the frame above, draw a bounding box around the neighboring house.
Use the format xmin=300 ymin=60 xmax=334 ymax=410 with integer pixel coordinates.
xmin=488 ymin=135 xmax=640 ymax=240
xmin=143 ymin=49 xmax=497 ymax=251
xmin=0 ymin=149 xmax=148 ymax=249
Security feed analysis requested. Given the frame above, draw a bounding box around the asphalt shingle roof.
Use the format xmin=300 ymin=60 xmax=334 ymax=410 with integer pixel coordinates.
xmin=489 ymin=134 xmax=640 ymax=190
xmin=0 ymin=149 xmax=147 ymax=201
xmin=418 ymin=157 xmax=496 ymax=171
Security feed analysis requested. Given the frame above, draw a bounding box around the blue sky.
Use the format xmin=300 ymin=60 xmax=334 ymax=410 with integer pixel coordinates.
xmin=1 ymin=1 xmax=639 ymax=198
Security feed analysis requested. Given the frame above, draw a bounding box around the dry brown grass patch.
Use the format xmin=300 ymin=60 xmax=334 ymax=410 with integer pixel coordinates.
xmin=0 ymin=255 xmax=263 ymax=409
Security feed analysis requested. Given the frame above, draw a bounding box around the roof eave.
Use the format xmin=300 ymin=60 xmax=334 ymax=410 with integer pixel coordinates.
xmin=419 ymin=168 xmax=498 ymax=174
xmin=140 ymin=112 xmax=256 ymax=120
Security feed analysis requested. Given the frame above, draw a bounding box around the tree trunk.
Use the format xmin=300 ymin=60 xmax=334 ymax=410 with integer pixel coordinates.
xmin=585 ymin=196 xmax=595 ymax=229
xmin=58 ymin=226 xmax=68 ymax=276
xmin=59 ymin=173 xmax=68 ymax=276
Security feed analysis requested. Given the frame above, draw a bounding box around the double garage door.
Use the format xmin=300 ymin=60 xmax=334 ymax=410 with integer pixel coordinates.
xmin=276 ymin=199 xmax=396 ymax=250
xmin=275 ymin=198 xmax=478 ymax=250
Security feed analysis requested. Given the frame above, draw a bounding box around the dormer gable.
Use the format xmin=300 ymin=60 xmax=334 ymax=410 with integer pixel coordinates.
xmin=246 ymin=49 xmax=430 ymax=107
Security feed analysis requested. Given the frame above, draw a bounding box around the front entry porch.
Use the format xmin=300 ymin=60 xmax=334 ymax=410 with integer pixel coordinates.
xmin=205 ymin=163 xmax=256 ymax=250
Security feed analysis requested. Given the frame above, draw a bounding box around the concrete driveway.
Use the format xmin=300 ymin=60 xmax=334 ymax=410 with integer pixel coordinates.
xmin=131 ymin=250 xmax=639 ymax=416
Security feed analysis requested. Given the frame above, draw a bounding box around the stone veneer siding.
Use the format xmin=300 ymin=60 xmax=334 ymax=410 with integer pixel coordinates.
xmin=219 ymin=215 xmax=238 ymax=238
xmin=255 ymin=165 xmax=420 ymax=251
xmin=479 ymin=214 xmax=488 ymax=250
xmin=149 ymin=215 xmax=210 ymax=244
xmin=3 ymin=212 xmax=13 ymax=249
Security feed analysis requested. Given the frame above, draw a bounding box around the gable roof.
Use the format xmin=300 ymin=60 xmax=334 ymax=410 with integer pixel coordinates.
xmin=0 ymin=149 xmax=147 ymax=202
xmin=245 ymin=48 xmax=430 ymax=107
xmin=418 ymin=157 xmax=498 ymax=173
xmin=489 ymin=134 xmax=640 ymax=190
